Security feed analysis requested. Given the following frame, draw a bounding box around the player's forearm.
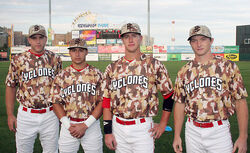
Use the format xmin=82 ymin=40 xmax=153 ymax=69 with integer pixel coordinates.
xmin=174 ymin=103 xmax=185 ymax=137
xmin=5 ymin=86 xmax=17 ymax=116
xmin=103 ymin=108 xmax=113 ymax=120
xmin=159 ymin=110 xmax=171 ymax=127
xmin=52 ymin=103 xmax=66 ymax=119
xmin=235 ymin=99 xmax=248 ymax=139
xmin=91 ymin=102 xmax=103 ymax=120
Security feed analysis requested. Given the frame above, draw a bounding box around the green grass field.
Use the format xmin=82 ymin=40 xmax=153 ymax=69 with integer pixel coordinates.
xmin=0 ymin=60 xmax=249 ymax=153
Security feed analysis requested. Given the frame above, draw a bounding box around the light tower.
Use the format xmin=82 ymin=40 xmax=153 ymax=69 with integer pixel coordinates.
xmin=171 ymin=20 xmax=175 ymax=49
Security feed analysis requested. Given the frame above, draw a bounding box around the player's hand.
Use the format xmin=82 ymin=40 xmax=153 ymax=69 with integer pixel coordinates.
xmin=148 ymin=123 xmax=165 ymax=139
xmin=173 ymin=136 xmax=183 ymax=153
xmin=69 ymin=123 xmax=88 ymax=139
xmin=232 ymin=136 xmax=247 ymax=153
xmin=7 ymin=114 xmax=17 ymax=132
xmin=105 ymin=134 xmax=117 ymax=150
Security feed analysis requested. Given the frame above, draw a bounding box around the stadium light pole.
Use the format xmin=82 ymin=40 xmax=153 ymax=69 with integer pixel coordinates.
xmin=147 ymin=0 xmax=150 ymax=46
xmin=49 ymin=0 xmax=51 ymax=29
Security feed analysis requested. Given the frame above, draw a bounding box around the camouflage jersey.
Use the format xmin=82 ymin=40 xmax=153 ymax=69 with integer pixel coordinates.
xmin=5 ymin=50 xmax=62 ymax=109
xmin=49 ymin=65 xmax=103 ymax=119
xmin=173 ymin=55 xmax=248 ymax=122
xmin=102 ymin=54 xmax=173 ymax=119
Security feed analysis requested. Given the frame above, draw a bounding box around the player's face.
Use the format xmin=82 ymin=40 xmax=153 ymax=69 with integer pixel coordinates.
xmin=28 ymin=34 xmax=47 ymax=54
xmin=189 ymin=35 xmax=214 ymax=57
xmin=69 ymin=48 xmax=88 ymax=66
xmin=122 ymin=33 xmax=142 ymax=53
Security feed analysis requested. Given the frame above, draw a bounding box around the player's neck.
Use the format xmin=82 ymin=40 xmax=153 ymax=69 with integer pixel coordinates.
xmin=125 ymin=50 xmax=142 ymax=61
xmin=195 ymin=53 xmax=213 ymax=64
xmin=71 ymin=62 xmax=88 ymax=70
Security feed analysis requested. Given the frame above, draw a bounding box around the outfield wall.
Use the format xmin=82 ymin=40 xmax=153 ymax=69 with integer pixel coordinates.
xmin=10 ymin=45 xmax=240 ymax=62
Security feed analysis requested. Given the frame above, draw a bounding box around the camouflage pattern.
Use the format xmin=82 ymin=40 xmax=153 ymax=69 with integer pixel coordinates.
xmin=102 ymin=54 xmax=173 ymax=119
xmin=5 ymin=50 xmax=62 ymax=109
xmin=120 ymin=23 xmax=141 ymax=36
xmin=188 ymin=25 xmax=212 ymax=40
xmin=29 ymin=25 xmax=47 ymax=37
xmin=68 ymin=38 xmax=88 ymax=50
xmin=173 ymin=55 xmax=248 ymax=122
xmin=50 ymin=65 xmax=103 ymax=119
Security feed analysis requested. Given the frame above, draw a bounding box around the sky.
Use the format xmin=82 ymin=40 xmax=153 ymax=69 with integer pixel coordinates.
xmin=1 ymin=0 xmax=250 ymax=46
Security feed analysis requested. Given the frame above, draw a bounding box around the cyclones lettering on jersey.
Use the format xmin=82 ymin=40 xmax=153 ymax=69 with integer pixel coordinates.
xmin=22 ymin=68 xmax=55 ymax=81
xmin=111 ymin=75 xmax=148 ymax=90
xmin=61 ymin=83 xmax=96 ymax=98
xmin=185 ymin=77 xmax=222 ymax=94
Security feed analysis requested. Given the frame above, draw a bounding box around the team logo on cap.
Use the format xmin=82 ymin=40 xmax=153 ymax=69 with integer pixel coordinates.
xmin=127 ymin=23 xmax=137 ymax=32
xmin=34 ymin=25 xmax=40 ymax=31
xmin=193 ymin=26 xmax=201 ymax=33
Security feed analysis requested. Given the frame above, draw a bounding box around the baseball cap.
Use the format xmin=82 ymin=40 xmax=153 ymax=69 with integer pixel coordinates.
xmin=120 ymin=23 xmax=141 ymax=36
xmin=68 ymin=38 xmax=88 ymax=50
xmin=188 ymin=25 xmax=212 ymax=41
xmin=28 ymin=25 xmax=47 ymax=37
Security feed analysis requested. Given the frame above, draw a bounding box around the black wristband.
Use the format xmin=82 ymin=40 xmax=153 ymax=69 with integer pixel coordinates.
xmin=103 ymin=120 xmax=112 ymax=134
xmin=163 ymin=94 xmax=174 ymax=112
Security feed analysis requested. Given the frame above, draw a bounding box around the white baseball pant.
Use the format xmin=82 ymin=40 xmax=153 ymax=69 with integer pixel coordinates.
xmin=185 ymin=119 xmax=233 ymax=153
xmin=16 ymin=105 xmax=59 ymax=153
xmin=112 ymin=116 xmax=154 ymax=153
xmin=59 ymin=119 xmax=103 ymax=153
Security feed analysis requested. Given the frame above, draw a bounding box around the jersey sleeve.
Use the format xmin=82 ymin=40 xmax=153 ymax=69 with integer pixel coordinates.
xmin=49 ymin=75 xmax=64 ymax=104
xmin=155 ymin=60 xmax=173 ymax=96
xmin=5 ymin=56 xmax=19 ymax=87
xmin=101 ymin=64 xmax=112 ymax=99
xmin=173 ymin=70 xmax=186 ymax=104
xmin=229 ymin=62 xmax=248 ymax=100
xmin=96 ymin=70 xmax=104 ymax=105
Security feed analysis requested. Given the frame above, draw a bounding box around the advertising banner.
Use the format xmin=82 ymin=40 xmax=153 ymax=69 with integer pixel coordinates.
xmin=140 ymin=46 xmax=153 ymax=53
xmin=116 ymin=39 xmax=123 ymax=44
xmin=88 ymin=46 xmax=98 ymax=53
xmin=153 ymin=54 xmax=167 ymax=61
xmin=153 ymin=45 xmax=167 ymax=53
xmin=98 ymin=45 xmax=125 ymax=53
xmin=59 ymin=53 xmax=71 ymax=61
xmin=11 ymin=47 xmax=25 ymax=54
xmin=224 ymin=53 xmax=239 ymax=61
xmin=167 ymin=54 xmax=181 ymax=61
xmin=46 ymin=46 xmax=60 ymax=53
xmin=167 ymin=46 xmax=193 ymax=53
xmin=96 ymin=39 xmax=106 ymax=44
xmin=111 ymin=54 xmax=125 ymax=61
xmin=99 ymin=53 xmax=111 ymax=61
xmin=107 ymin=39 xmax=117 ymax=44
xmin=86 ymin=54 xmax=98 ymax=61
xmin=181 ymin=54 xmax=195 ymax=61
xmin=59 ymin=47 xmax=68 ymax=54
xmin=212 ymin=53 xmax=224 ymax=58
xmin=224 ymin=46 xmax=239 ymax=53
xmin=72 ymin=31 xmax=79 ymax=39
xmin=80 ymin=30 xmax=96 ymax=45
xmin=0 ymin=52 xmax=7 ymax=58
xmin=211 ymin=46 xmax=224 ymax=53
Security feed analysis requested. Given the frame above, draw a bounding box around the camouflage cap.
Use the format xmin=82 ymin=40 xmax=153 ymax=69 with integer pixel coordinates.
xmin=120 ymin=23 xmax=141 ymax=36
xmin=188 ymin=25 xmax=212 ymax=40
xmin=28 ymin=25 xmax=47 ymax=37
xmin=68 ymin=38 xmax=88 ymax=50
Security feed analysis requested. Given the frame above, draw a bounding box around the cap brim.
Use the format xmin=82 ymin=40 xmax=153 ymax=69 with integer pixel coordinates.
xmin=187 ymin=34 xmax=211 ymax=41
xmin=121 ymin=32 xmax=141 ymax=37
xmin=68 ymin=46 xmax=88 ymax=50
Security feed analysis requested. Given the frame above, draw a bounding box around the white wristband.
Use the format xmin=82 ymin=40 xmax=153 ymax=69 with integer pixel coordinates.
xmin=60 ymin=116 xmax=70 ymax=129
xmin=84 ymin=115 xmax=96 ymax=127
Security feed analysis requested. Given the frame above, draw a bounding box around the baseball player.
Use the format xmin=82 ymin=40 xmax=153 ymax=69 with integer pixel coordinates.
xmin=5 ymin=25 xmax=62 ymax=153
xmin=49 ymin=38 xmax=103 ymax=153
xmin=172 ymin=25 xmax=249 ymax=153
xmin=102 ymin=23 xmax=174 ymax=153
